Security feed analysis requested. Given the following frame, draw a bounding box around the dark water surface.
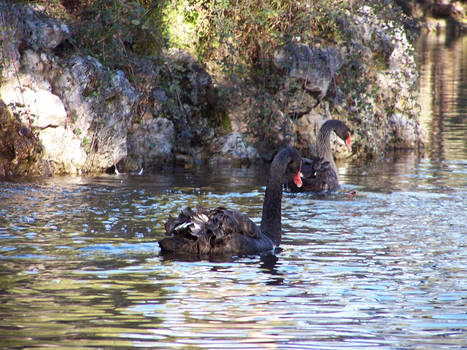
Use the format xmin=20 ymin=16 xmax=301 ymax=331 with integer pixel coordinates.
xmin=1 ymin=32 xmax=466 ymax=349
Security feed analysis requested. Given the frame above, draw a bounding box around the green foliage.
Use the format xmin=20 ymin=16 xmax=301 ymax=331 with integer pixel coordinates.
xmin=219 ymin=111 xmax=231 ymax=131
xmin=75 ymin=0 xmax=168 ymax=67
xmin=162 ymin=0 xmax=207 ymax=51
xmin=160 ymin=1 xmax=351 ymax=80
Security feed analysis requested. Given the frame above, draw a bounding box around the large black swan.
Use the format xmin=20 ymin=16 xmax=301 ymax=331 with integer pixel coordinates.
xmin=288 ymin=119 xmax=351 ymax=193
xmin=159 ymin=147 xmax=303 ymax=258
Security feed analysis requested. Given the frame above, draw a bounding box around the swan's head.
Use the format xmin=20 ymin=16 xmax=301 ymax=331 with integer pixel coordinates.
xmin=336 ymin=123 xmax=352 ymax=152
xmin=275 ymin=147 xmax=302 ymax=188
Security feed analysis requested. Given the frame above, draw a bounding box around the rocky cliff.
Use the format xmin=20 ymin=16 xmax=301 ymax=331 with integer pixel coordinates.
xmin=0 ymin=1 xmax=427 ymax=177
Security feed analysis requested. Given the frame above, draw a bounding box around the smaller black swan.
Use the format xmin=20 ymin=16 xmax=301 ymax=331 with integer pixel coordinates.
xmin=288 ymin=119 xmax=351 ymax=193
xmin=159 ymin=147 xmax=303 ymax=258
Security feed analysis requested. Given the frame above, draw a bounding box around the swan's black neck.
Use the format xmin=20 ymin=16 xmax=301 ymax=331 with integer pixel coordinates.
xmin=317 ymin=120 xmax=339 ymax=173
xmin=260 ymin=173 xmax=283 ymax=246
xmin=260 ymin=149 xmax=294 ymax=246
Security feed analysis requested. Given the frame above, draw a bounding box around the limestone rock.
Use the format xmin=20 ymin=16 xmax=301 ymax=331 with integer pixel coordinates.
xmin=210 ymin=132 xmax=260 ymax=163
xmin=390 ymin=113 xmax=427 ymax=149
xmin=52 ymin=54 xmax=138 ymax=171
xmin=0 ymin=76 xmax=86 ymax=174
xmin=0 ymin=77 xmax=66 ymax=128
xmin=125 ymin=118 xmax=175 ymax=171
xmin=274 ymin=43 xmax=343 ymax=102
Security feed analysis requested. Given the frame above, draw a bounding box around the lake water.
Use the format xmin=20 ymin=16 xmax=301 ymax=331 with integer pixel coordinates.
xmin=1 ymin=32 xmax=466 ymax=349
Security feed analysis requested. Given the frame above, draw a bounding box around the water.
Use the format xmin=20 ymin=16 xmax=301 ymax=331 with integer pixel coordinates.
xmin=1 ymin=32 xmax=466 ymax=349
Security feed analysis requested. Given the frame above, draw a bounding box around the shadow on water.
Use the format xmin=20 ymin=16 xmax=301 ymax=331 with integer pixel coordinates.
xmin=0 ymin=31 xmax=466 ymax=349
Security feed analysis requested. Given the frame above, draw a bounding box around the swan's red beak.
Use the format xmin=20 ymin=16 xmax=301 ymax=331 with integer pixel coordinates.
xmin=345 ymin=134 xmax=351 ymax=152
xmin=293 ymin=171 xmax=303 ymax=188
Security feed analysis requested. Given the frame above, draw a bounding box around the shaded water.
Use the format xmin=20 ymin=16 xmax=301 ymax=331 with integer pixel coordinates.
xmin=1 ymin=32 xmax=466 ymax=349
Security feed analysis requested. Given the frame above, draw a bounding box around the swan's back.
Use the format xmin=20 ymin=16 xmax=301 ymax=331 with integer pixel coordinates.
xmin=303 ymin=156 xmax=338 ymax=191
xmin=160 ymin=206 xmax=274 ymax=257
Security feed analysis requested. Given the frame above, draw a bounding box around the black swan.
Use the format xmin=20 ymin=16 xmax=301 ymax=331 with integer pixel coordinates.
xmin=159 ymin=147 xmax=303 ymax=258
xmin=287 ymin=119 xmax=351 ymax=192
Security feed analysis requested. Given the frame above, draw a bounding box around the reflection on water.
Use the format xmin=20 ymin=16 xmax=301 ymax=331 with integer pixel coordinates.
xmin=1 ymin=32 xmax=467 ymax=349
xmin=417 ymin=30 xmax=467 ymax=162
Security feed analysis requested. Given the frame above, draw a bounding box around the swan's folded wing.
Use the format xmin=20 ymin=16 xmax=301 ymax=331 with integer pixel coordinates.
xmin=162 ymin=206 xmax=262 ymax=255
xmin=164 ymin=206 xmax=209 ymax=239
xmin=207 ymin=207 xmax=262 ymax=240
xmin=161 ymin=206 xmax=212 ymax=254
xmin=301 ymin=156 xmax=330 ymax=178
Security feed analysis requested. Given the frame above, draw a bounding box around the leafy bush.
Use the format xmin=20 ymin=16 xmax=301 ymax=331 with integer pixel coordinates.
xmin=162 ymin=0 xmax=350 ymax=83
xmin=74 ymin=0 xmax=168 ymax=67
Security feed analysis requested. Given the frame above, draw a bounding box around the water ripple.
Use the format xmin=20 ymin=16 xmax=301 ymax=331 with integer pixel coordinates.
xmin=0 ymin=155 xmax=466 ymax=349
